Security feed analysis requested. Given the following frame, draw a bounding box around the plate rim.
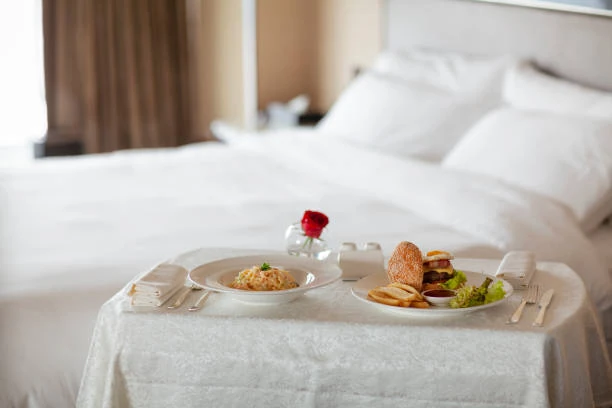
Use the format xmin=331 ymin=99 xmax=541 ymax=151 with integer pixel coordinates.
xmin=351 ymin=270 xmax=514 ymax=316
xmin=188 ymin=253 xmax=342 ymax=296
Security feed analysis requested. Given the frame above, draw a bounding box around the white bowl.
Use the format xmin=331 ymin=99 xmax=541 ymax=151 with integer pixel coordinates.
xmin=422 ymin=289 xmax=457 ymax=307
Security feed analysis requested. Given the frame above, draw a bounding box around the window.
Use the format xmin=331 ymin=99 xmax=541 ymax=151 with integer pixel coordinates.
xmin=0 ymin=0 xmax=47 ymax=148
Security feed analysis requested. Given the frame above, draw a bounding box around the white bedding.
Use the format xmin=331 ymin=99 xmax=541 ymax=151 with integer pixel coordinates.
xmin=1 ymin=128 xmax=611 ymax=407
xmin=590 ymin=221 xmax=612 ymax=273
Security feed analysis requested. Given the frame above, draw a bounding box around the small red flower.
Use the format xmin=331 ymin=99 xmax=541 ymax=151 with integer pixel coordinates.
xmin=301 ymin=210 xmax=329 ymax=239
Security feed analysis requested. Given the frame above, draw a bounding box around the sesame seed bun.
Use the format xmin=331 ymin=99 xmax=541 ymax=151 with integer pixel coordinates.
xmin=387 ymin=241 xmax=424 ymax=291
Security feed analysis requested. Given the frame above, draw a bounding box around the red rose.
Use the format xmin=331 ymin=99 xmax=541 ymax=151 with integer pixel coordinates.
xmin=301 ymin=210 xmax=329 ymax=239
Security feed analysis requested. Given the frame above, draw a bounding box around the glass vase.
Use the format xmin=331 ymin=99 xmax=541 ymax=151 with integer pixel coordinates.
xmin=284 ymin=223 xmax=331 ymax=260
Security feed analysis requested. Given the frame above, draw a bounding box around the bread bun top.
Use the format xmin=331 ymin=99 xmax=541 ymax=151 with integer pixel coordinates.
xmin=423 ymin=250 xmax=454 ymax=263
xmin=387 ymin=241 xmax=424 ymax=291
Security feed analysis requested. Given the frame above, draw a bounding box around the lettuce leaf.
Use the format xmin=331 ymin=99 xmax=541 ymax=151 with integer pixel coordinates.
xmin=484 ymin=280 xmax=506 ymax=304
xmin=441 ymin=269 xmax=467 ymax=290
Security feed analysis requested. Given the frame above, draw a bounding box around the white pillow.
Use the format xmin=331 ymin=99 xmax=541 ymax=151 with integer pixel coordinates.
xmin=442 ymin=107 xmax=612 ymax=233
xmin=372 ymin=48 xmax=516 ymax=96
xmin=502 ymin=62 xmax=612 ymax=231
xmin=504 ymin=62 xmax=612 ymax=119
xmin=317 ymin=71 xmax=498 ymax=161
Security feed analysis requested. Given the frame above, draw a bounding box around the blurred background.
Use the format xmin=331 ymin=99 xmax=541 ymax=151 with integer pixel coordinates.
xmin=0 ymin=0 xmax=382 ymax=162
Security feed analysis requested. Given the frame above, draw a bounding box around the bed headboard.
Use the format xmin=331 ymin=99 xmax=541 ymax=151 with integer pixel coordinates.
xmin=383 ymin=0 xmax=612 ymax=91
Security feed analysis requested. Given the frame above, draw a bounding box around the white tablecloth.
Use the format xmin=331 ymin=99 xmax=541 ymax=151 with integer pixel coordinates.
xmin=77 ymin=248 xmax=612 ymax=408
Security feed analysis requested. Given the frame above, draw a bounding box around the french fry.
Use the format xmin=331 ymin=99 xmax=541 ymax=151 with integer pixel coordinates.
xmin=368 ymin=283 xmax=432 ymax=309
xmin=368 ymin=293 xmax=413 ymax=308
xmin=374 ymin=286 xmax=417 ymax=301
xmin=368 ymin=292 xmax=403 ymax=306
xmin=388 ymin=282 xmax=423 ymax=300
xmin=410 ymin=301 xmax=430 ymax=309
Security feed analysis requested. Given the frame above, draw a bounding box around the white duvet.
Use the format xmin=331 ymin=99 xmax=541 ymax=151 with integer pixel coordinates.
xmin=1 ymin=129 xmax=611 ymax=407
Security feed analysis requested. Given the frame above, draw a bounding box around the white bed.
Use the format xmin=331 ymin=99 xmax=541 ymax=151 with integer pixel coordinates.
xmin=2 ymin=1 xmax=612 ymax=407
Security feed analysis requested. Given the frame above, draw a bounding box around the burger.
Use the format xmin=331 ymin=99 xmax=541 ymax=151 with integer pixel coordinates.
xmin=421 ymin=250 xmax=455 ymax=292
xmin=388 ymin=242 xmax=460 ymax=292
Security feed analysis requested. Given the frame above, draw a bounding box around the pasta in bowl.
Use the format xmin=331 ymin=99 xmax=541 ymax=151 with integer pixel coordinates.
xmin=228 ymin=263 xmax=300 ymax=291
xmin=189 ymin=254 xmax=341 ymax=304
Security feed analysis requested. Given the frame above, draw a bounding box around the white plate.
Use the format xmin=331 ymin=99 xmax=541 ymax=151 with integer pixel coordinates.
xmin=189 ymin=254 xmax=342 ymax=305
xmin=351 ymin=270 xmax=513 ymax=317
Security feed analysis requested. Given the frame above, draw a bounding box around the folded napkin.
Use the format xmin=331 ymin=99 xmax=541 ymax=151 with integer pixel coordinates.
xmin=495 ymin=251 xmax=536 ymax=289
xmin=129 ymin=263 xmax=188 ymax=307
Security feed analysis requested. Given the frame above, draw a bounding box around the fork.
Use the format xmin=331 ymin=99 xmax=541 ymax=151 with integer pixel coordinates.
xmin=506 ymin=284 xmax=540 ymax=324
xmin=167 ymin=285 xmax=201 ymax=309
xmin=188 ymin=291 xmax=211 ymax=312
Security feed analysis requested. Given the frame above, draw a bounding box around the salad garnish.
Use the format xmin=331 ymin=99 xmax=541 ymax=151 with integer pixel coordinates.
xmin=449 ymin=277 xmax=505 ymax=308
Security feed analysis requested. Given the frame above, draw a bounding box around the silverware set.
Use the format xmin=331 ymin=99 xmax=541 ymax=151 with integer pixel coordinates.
xmin=506 ymin=284 xmax=554 ymax=326
xmin=166 ymin=284 xmax=211 ymax=312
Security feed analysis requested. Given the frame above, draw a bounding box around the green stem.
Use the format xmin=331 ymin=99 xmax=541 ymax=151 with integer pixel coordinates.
xmin=302 ymin=236 xmax=313 ymax=251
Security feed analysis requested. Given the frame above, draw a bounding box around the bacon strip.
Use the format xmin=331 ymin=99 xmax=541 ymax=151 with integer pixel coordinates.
xmin=424 ymin=260 xmax=450 ymax=269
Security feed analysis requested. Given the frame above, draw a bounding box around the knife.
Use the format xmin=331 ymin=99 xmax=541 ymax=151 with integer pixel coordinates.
xmin=532 ymin=288 xmax=554 ymax=327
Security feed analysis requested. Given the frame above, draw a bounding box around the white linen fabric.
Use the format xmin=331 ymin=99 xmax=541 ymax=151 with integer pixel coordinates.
xmin=494 ymin=251 xmax=536 ymax=288
xmin=76 ymin=249 xmax=612 ymax=408
xmin=503 ymin=62 xmax=612 ymax=232
xmin=129 ymin=263 xmax=187 ymax=307
xmin=2 ymin=129 xmax=612 ymax=407
xmin=442 ymin=107 xmax=612 ymax=233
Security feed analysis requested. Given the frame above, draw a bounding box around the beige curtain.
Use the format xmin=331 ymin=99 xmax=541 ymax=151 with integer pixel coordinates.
xmin=44 ymin=0 xmax=194 ymax=154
